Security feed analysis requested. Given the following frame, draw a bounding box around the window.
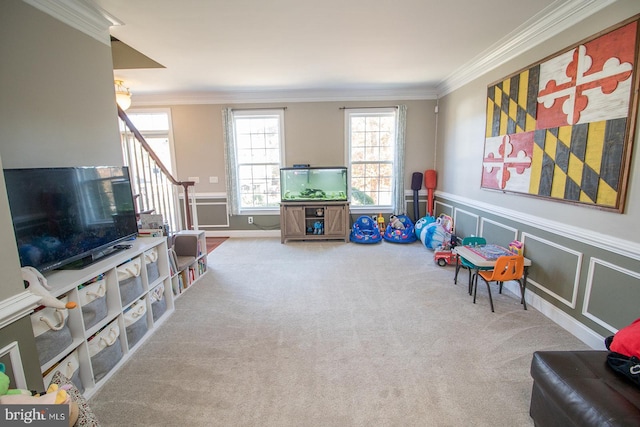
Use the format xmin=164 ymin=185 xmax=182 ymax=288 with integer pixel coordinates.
xmin=232 ymin=110 xmax=284 ymax=211
xmin=126 ymin=109 xmax=175 ymax=174
xmin=346 ymin=108 xmax=397 ymax=209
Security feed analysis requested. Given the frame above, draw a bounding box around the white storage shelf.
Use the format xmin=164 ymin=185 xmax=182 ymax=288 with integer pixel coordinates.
xmin=170 ymin=230 xmax=208 ymax=298
xmin=35 ymin=237 xmax=175 ymax=398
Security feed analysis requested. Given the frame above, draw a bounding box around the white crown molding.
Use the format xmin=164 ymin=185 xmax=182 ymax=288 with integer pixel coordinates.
xmin=132 ymin=87 xmax=438 ymax=107
xmin=436 ymin=190 xmax=640 ymax=261
xmin=437 ymin=0 xmax=617 ymax=97
xmin=21 ymin=0 xmax=115 ymax=46
xmin=0 ymin=291 xmax=41 ymax=330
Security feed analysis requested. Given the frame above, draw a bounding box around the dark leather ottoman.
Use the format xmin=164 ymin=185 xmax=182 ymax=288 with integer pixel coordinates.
xmin=530 ymin=351 xmax=640 ymax=426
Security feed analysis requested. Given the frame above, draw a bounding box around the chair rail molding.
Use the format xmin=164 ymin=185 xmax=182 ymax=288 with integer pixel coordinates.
xmin=437 ymin=191 xmax=640 ymax=261
xmin=0 ymin=291 xmax=41 ymax=330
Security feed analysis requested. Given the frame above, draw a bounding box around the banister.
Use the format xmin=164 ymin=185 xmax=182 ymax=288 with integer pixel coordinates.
xmin=117 ymin=105 xmax=196 ymax=230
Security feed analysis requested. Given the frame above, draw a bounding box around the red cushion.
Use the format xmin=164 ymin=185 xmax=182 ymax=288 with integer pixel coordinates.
xmin=610 ymin=318 xmax=640 ymax=358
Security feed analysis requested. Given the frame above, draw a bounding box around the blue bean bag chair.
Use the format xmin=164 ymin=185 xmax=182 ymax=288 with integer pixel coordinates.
xmin=350 ymin=216 xmax=382 ymax=244
xmin=383 ymin=214 xmax=417 ymax=243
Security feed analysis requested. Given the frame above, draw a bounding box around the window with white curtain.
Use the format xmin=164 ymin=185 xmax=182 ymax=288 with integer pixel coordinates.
xmin=346 ymin=108 xmax=398 ymax=210
xmin=232 ymin=110 xmax=285 ymax=211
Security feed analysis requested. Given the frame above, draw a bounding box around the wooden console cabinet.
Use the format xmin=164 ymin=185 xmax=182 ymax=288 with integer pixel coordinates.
xmin=280 ymin=201 xmax=350 ymax=243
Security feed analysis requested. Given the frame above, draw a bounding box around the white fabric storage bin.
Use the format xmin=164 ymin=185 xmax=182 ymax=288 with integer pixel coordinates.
xmin=43 ymin=350 xmax=84 ymax=394
xmin=149 ymin=285 xmax=167 ymax=322
xmin=30 ymin=298 xmax=73 ymax=366
xmin=145 ymin=248 xmax=160 ymax=284
xmin=88 ymin=320 xmax=123 ymax=382
xmin=117 ymin=258 xmax=143 ymax=307
xmin=124 ymin=299 xmax=148 ymax=348
xmin=78 ymin=278 xmax=107 ymax=330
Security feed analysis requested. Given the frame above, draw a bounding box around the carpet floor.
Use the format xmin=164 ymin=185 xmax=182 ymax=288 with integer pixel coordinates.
xmin=90 ymin=238 xmax=590 ymax=426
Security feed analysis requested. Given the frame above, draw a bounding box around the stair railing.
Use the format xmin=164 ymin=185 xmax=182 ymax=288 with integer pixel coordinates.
xmin=117 ymin=105 xmax=195 ymax=233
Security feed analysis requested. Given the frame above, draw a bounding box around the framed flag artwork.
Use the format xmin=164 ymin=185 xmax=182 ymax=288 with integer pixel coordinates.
xmin=482 ymin=15 xmax=640 ymax=212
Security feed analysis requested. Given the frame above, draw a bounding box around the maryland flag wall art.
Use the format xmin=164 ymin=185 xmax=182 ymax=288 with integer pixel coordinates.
xmin=482 ymin=17 xmax=640 ymax=212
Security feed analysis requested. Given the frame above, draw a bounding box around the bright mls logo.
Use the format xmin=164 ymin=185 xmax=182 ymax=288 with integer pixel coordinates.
xmin=2 ymin=405 xmax=67 ymax=426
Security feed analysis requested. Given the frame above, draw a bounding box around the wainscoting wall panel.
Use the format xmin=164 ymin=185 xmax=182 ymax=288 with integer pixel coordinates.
xmin=522 ymin=232 xmax=582 ymax=309
xmin=434 ymin=200 xmax=453 ymax=218
xmin=479 ymin=218 xmax=518 ymax=245
xmin=194 ymin=201 xmax=229 ymax=228
xmin=583 ymin=258 xmax=640 ymax=334
xmin=451 ymin=208 xmax=479 ymax=238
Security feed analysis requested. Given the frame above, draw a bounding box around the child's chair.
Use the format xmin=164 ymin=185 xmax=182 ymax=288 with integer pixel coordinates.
xmin=473 ymin=255 xmax=525 ymax=312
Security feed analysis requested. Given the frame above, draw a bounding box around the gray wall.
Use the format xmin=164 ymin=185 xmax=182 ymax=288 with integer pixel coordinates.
xmin=160 ymin=100 xmax=436 ymax=230
xmin=0 ymin=0 xmax=124 ymax=299
xmin=435 ymin=0 xmax=640 ymax=345
xmin=166 ymin=100 xmax=435 ymax=192
xmin=436 ymin=0 xmax=640 ymax=243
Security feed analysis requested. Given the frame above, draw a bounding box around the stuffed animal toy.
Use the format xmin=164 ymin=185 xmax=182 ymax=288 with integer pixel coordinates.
xmin=0 ymin=368 xmax=78 ymax=426
xmin=389 ymin=215 xmax=405 ymax=230
xmin=22 ymin=267 xmax=77 ymax=310
xmin=0 ymin=363 xmax=32 ymax=396
xmin=313 ymin=221 xmax=324 ymax=235
xmin=0 ymin=363 xmax=79 ymax=426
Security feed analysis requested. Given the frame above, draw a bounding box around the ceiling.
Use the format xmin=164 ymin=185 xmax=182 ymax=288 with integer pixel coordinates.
xmin=93 ymin=0 xmax=579 ymax=105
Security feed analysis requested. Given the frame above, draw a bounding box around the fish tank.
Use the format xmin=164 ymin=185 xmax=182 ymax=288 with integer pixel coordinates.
xmin=280 ymin=166 xmax=348 ymax=202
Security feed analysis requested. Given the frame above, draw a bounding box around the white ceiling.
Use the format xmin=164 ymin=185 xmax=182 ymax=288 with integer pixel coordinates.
xmin=91 ymin=0 xmax=598 ymax=104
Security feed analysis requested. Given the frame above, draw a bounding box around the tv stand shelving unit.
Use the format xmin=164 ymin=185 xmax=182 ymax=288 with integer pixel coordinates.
xmin=280 ymin=201 xmax=350 ymax=243
xmin=170 ymin=230 xmax=208 ymax=297
xmin=34 ymin=236 xmax=173 ymax=398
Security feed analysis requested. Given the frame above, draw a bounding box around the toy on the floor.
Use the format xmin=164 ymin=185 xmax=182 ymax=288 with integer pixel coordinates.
xmin=0 ymin=363 xmax=79 ymax=426
xmin=383 ymin=214 xmax=417 ymax=243
xmin=414 ymin=215 xmax=436 ymax=239
xmin=433 ymin=234 xmax=458 ymax=266
xmin=434 ymin=248 xmax=457 ymax=267
xmin=0 ymin=363 xmax=32 ymax=396
xmin=350 ymin=215 xmax=382 ymax=244
xmin=376 ymin=213 xmax=385 ymax=231
xmin=419 ymin=214 xmax=454 ymax=250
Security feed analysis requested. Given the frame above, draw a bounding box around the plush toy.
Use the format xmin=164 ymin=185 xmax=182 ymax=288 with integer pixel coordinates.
xmin=313 ymin=221 xmax=324 ymax=235
xmin=389 ymin=215 xmax=405 ymax=230
xmin=22 ymin=266 xmax=77 ymax=310
xmin=0 ymin=363 xmax=32 ymax=396
xmin=0 ymin=363 xmax=78 ymax=427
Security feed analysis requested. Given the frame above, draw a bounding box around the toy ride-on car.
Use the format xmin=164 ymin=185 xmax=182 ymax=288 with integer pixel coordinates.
xmin=434 ymin=249 xmax=457 ymax=267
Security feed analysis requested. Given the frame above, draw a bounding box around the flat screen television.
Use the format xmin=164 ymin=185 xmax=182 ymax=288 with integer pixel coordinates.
xmin=3 ymin=166 xmax=139 ymax=272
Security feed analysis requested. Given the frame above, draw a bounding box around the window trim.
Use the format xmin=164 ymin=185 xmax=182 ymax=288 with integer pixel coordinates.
xmin=344 ymin=107 xmax=397 ymax=213
xmin=232 ymin=109 xmax=285 ymax=214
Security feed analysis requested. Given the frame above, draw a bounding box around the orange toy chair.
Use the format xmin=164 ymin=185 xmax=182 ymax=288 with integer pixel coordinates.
xmin=473 ymin=255 xmax=525 ymax=312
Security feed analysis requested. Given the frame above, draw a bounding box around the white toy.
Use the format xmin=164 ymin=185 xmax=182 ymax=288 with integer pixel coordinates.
xmin=21 ymin=266 xmax=76 ymax=310
xmin=389 ymin=215 xmax=406 ymax=230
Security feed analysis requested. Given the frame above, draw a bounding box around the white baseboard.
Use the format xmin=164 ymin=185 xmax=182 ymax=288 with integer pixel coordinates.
xmin=501 ymin=281 xmax=606 ymax=350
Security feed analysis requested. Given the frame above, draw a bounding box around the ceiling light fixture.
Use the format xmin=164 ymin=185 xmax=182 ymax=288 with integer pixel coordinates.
xmin=114 ymin=79 xmax=132 ymax=110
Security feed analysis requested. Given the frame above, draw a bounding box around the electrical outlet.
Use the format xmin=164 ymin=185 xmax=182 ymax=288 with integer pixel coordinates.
xmin=248 ymin=216 xmax=253 ymax=224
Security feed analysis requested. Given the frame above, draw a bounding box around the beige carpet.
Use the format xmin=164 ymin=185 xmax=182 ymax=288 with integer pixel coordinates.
xmin=90 ymin=238 xmax=590 ymax=426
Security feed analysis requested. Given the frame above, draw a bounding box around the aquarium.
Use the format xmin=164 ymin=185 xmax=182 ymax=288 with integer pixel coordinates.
xmin=280 ymin=167 xmax=348 ymax=201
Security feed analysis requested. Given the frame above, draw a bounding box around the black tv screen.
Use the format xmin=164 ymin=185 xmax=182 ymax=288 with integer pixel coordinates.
xmin=3 ymin=166 xmax=138 ymax=272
